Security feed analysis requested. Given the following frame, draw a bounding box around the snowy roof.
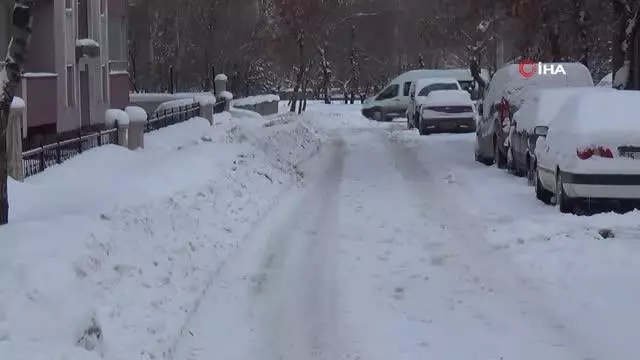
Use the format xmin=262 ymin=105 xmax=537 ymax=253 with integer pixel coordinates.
xmin=414 ymin=77 xmax=460 ymax=89
xmin=514 ymin=87 xmax=616 ymax=132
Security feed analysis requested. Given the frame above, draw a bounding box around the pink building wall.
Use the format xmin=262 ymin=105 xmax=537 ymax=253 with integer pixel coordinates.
xmin=110 ymin=73 xmax=129 ymax=109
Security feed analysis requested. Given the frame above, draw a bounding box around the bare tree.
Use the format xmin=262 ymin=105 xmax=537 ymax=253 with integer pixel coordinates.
xmin=0 ymin=0 xmax=34 ymax=225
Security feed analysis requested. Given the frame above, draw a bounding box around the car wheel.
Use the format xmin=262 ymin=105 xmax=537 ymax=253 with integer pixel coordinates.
xmin=419 ymin=121 xmax=430 ymax=135
xmin=556 ymin=171 xmax=575 ymax=214
xmin=534 ymin=164 xmax=553 ymax=205
xmin=494 ymin=138 xmax=506 ymax=169
xmin=372 ymin=109 xmax=383 ymax=121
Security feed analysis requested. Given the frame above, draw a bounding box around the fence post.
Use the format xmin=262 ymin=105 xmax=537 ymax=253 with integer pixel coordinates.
xmin=38 ymin=147 xmax=44 ymax=173
xmin=116 ymin=119 xmax=129 ymax=147
xmin=169 ymin=66 xmax=174 ymax=94
xmin=125 ymin=106 xmax=147 ymax=150
xmin=211 ymin=65 xmax=216 ymax=94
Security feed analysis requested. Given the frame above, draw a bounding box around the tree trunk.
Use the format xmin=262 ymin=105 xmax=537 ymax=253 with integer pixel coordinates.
xmin=0 ymin=0 xmax=34 ymax=225
xmin=573 ymin=0 xmax=590 ymax=67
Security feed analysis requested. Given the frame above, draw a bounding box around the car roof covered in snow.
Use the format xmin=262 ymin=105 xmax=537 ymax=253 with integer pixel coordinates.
xmin=392 ymin=68 xmax=487 ymax=84
xmin=414 ymin=77 xmax=460 ymax=88
xmin=426 ymin=89 xmax=472 ymax=101
xmin=483 ymin=62 xmax=593 ymax=117
xmin=514 ymin=87 xmax=616 ymax=132
xmin=551 ymin=90 xmax=640 ymax=133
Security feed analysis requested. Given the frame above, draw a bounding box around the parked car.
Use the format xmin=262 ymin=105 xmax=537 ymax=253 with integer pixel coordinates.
xmin=508 ymin=87 xmax=616 ymax=183
xmin=414 ymin=89 xmax=477 ymax=135
xmin=361 ymin=68 xmax=488 ymax=121
xmin=533 ymin=91 xmax=640 ymax=213
xmin=406 ymin=77 xmax=461 ymax=129
xmin=475 ymin=62 xmax=594 ymax=167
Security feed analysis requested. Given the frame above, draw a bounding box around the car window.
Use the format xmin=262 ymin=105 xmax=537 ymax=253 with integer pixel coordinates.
xmin=376 ymin=84 xmax=399 ymax=100
xmin=458 ymin=81 xmax=472 ymax=92
xmin=418 ymin=83 xmax=458 ymax=96
xmin=403 ymin=82 xmax=412 ymax=96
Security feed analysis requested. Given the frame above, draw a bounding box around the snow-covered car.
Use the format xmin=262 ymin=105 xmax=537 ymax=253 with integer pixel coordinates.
xmin=509 ymin=87 xmax=616 ymax=183
xmin=406 ymin=77 xmax=461 ymax=130
xmin=415 ymin=89 xmax=477 ymax=135
xmin=475 ymin=62 xmax=594 ymax=168
xmin=533 ymin=91 xmax=640 ymax=213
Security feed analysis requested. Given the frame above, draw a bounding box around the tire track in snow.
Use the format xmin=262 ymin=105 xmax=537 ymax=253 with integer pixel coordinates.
xmin=384 ymin=132 xmax=605 ymax=360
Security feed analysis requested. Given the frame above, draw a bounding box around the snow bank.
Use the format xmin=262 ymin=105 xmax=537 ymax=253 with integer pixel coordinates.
xmin=231 ymin=94 xmax=280 ymax=107
xmin=230 ymin=107 xmax=263 ymax=119
xmin=11 ymin=96 xmax=24 ymax=110
xmin=0 ymin=111 xmax=320 ymax=360
xmin=124 ymin=106 xmax=147 ymax=123
xmin=105 ymin=109 xmax=129 ymax=128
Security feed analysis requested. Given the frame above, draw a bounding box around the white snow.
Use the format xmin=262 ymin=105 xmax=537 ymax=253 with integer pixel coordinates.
xmin=231 ymin=94 xmax=280 ymax=107
xmin=6 ymin=101 xmax=640 ymax=360
xmin=76 ymin=38 xmax=99 ymax=47
xmin=22 ymin=72 xmax=57 ymax=78
xmin=195 ymin=94 xmax=216 ymax=106
xmin=597 ymin=72 xmax=613 ymax=87
xmin=105 ymin=108 xmax=129 ymax=128
xmin=514 ymin=87 xmax=616 ymax=132
xmin=130 ymin=92 xmax=215 ymax=103
xmin=424 ymin=89 xmax=472 ymax=102
xmin=11 ymin=96 xmax=24 ymax=109
xmin=155 ymin=98 xmax=196 ymax=112
xmin=0 ymin=110 xmax=320 ymax=360
xmin=124 ymin=106 xmax=147 ymax=123
xmin=613 ymin=61 xmax=630 ymax=89
xmin=214 ymin=74 xmax=228 ymax=81
xmin=219 ymin=91 xmax=233 ymax=100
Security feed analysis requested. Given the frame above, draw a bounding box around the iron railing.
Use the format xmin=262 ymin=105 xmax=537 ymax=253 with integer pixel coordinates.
xmin=145 ymin=102 xmax=201 ymax=133
xmin=22 ymin=128 xmax=118 ymax=178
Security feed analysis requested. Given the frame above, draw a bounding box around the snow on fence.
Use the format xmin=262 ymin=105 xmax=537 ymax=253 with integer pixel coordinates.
xmin=145 ymin=102 xmax=201 ymax=133
xmin=22 ymin=128 xmax=119 ymax=178
xmin=231 ymin=94 xmax=280 ymax=116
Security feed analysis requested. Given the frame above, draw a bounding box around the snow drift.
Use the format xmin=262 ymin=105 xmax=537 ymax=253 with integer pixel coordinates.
xmin=0 ymin=111 xmax=320 ymax=360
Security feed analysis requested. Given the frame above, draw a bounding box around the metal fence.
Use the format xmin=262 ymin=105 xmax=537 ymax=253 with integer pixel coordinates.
xmin=22 ymin=128 xmax=118 ymax=178
xmin=145 ymin=102 xmax=201 ymax=133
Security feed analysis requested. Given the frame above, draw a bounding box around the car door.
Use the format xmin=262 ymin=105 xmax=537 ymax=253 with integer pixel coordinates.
xmin=376 ymin=84 xmax=401 ymax=115
xmin=535 ymin=129 xmax=555 ymax=190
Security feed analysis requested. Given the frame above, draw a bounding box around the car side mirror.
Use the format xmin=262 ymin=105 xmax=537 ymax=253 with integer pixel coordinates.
xmin=534 ymin=125 xmax=548 ymax=137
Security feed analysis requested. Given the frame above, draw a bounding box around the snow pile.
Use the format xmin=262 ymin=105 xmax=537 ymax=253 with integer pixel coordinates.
xmin=514 ymin=87 xmax=616 ymax=132
xmin=124 ymin=106 xmax=147 ymax=123
xmin=195 ymin=94 xmax=216 ymax=106
xmin=0 ymin=111 xmax=320 ymax=360
xmin=597 ymin=72 xmax=613 ymax=87
xmin=76 ymin=38 xmax=99 ymax=47
xmin=11 ymin=96 xmax=24 ymax=110
xmin=214 ymin=74 xmax=228 ymax=81
xmin=219 ymin=91 xmax=234 ymax=101
xmin=104 ymin=109 xmax=129 ymax=128
xmin=230 ymin=107 xmax=263 ymax=119
xmin=155 ymin=98 xmax=196 ymax=112
xmin=232 ymin=94 xmax=281 ymax=107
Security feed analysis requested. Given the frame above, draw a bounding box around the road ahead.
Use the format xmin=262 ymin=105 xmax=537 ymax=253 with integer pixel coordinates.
xmin=172 ymin=106 xmax=638 ymax=360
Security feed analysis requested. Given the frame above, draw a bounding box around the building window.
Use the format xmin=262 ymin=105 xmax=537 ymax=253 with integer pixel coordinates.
xmin=102 ymin=65 xmax=108 ymax=102
xmin=108 ymin=16 xmax=127 ymax=61
xmin=78 ymin=0 xmax=89 ymax=38
xmin=66 ymin=65 xmax=75 ymax=107
xmin=65 ymin=0 xmax=73 ymax=10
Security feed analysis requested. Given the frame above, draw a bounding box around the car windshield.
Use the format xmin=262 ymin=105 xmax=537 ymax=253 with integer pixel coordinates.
xmin=418 ymin=83 xmax=458 ymax=96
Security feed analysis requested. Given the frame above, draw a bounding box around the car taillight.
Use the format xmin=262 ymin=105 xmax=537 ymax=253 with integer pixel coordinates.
xmin=577 ymin=146 xmax=613 ymax=159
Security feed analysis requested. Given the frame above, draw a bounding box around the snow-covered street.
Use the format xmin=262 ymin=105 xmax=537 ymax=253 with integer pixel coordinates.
xmin=4 ymin=103 xmax=640 ymax=359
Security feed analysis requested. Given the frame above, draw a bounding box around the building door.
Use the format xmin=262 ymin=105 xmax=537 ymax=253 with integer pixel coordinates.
xmin=80 ymin=63 xmax=90 ymax=128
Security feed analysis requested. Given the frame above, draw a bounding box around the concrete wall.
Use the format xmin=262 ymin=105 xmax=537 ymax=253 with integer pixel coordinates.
xmin=110 ymin=73 xmax=130 ymax=109
xmin=22 ymin=74 xmax=59 ymax=128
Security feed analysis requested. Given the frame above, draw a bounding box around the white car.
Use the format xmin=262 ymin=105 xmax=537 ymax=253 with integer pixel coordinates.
xmin=406 ymin=77 xmax=462 ymax=130
xmin=413 ymin=89 xmax=477 ymax=136
xmin=533 ymin=91 xmax=640 ymax=213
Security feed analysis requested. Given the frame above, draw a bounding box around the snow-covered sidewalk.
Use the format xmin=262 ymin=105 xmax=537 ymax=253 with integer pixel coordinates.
xmin=0 ymin=112 xmax=320 ymax=360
